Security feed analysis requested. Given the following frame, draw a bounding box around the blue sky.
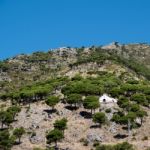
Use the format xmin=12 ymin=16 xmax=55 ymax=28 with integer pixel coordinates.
xmin=0 ymin=0 xmax=150 ymax=60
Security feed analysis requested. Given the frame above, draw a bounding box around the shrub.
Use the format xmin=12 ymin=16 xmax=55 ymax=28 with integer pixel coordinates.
xmin=96 ymin=142 xmax=134 ymax=150
xmin=93 ymin=112 xmax=107 ymax=127
xmin=105 ymin=108 xmax=111 ymax=113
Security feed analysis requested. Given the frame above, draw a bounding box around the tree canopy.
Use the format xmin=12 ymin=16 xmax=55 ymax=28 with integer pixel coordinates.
xmin=53 ymin=118 xmax=67 ymax=132
xmin=13 ymin=127 xmax=25 ymax=144
xmin=45 ymin=96 xmax=60 ymax=110
xmin=93 ymin=112 xmax=107 ymax=127
xmin=46 ymin=129 xmax=64 ymax=147
xmin=83 ymin=96 xmax=100 ymax=114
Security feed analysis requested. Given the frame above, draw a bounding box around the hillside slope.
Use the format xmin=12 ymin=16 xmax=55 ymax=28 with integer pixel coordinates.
xmin=1 ymin=43 xmax=150 ymax=84
xmin=0 ymin=43 xmax=150 ymax=150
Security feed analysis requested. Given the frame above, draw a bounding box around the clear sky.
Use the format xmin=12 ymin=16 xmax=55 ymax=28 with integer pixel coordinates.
xmin=0 ymin=0 xmax=150 ymax=60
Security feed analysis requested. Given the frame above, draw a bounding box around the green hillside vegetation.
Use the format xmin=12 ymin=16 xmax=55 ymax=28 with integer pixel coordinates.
xmin=0 ymin=44 xmax=150 ymax=150
xmin=72 ymin=47 xmax=150 ymax=80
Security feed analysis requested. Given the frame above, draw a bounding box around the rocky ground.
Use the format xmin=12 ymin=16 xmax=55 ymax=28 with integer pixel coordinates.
xmin=10 ymin=101 xmax=150 ymax=150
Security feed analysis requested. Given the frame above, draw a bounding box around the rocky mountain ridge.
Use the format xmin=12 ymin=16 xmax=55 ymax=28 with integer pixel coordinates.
xmin=1 ymin=43 xmax=150 ymax=92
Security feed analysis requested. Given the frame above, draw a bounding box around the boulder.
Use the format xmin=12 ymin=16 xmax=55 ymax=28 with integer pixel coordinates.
xmin=29 ymin=122 xmax=39 ymax=130
xmin=109 ymin=122 xmax=118 ymax=134
xmin=87 ymin=132 xmax=104 ymax=143
xmin=135 ymin=117 xmax=141 ymax=125
xmin=29 ymin=135 xmax=44 ymax=144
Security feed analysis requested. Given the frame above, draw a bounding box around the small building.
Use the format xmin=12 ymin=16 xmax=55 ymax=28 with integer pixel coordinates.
xmin=99 ymin=94 xmax=117 ymax=103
